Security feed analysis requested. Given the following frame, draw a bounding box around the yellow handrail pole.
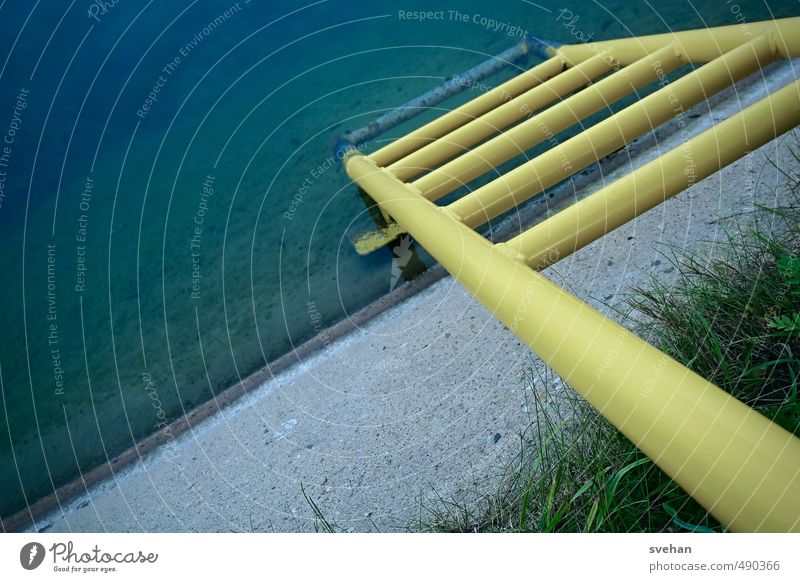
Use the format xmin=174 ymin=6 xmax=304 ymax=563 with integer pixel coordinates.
xmin=387 ymin=54 xmax=617 ymax=181
xmin=412 ymin=45 xmax=685 ymax=200
xmin=345 ymin=152 xmax=800 ymax=532
xmin=504 ymin=80 xmax=800 ymax=269
xmin=449 ymin=33 xmax=778 ymax=229
xmin=552 ymin=16 xmax=800 ymax=65
xmin=369 ymin=56 xmax=566 ymax=168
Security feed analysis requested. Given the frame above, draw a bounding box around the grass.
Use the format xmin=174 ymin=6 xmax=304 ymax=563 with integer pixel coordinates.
xmin=631 ymin=228 xmax=800 ymax=433
xmin=301 ymin=482 xmax=338 ymax=533
xmin=414 ymin=139 xmax=800 ymax=533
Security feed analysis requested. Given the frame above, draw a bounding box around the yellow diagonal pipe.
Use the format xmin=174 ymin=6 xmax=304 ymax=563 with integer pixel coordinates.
xmin=504 ymin=80 xmax=800 ymax=269
xmin=413 ymin=44 xmax=685 ymax=201
xmin=370 ymin=56 xmax=566 ymax=168
xmin=552 ymin=16 xmax=800 ymax=65
xmin=345 ymin=152 xmax=800 ymax=532
xmin=448 ymin=33 xmax=777 ymax=229
xmin=387 ymin=53 xmax=616 ymax=181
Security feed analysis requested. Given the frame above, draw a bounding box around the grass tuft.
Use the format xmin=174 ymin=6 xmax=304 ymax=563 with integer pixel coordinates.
xmin=301 ymin=482 xmax=338 ymax=533
xmin=630 ymin=148 xmax=800 ymax=434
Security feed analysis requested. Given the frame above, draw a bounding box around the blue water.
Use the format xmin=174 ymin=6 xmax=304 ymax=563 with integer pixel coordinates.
xmin=0 ymin=0 xmax=794 ymax=521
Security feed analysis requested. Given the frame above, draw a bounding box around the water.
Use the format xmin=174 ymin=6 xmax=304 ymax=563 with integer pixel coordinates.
xmin=0 ymin=0 xmax=793 ymax=520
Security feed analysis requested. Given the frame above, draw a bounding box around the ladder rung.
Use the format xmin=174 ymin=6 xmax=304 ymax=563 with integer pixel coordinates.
xmin=413 ymin=44 xmax=685 ymax=202
xmin=386 ymin=53 xmax=616 ymax=181
xmin=369 ymin=56 xmax=566 ymax=167
xmin=503 ymin=79 xmax=800 ymax=269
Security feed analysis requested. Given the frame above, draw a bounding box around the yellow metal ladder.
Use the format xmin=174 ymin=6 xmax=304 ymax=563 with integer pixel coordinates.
xmin=343 ymin=18 xmax=800 ymax=531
